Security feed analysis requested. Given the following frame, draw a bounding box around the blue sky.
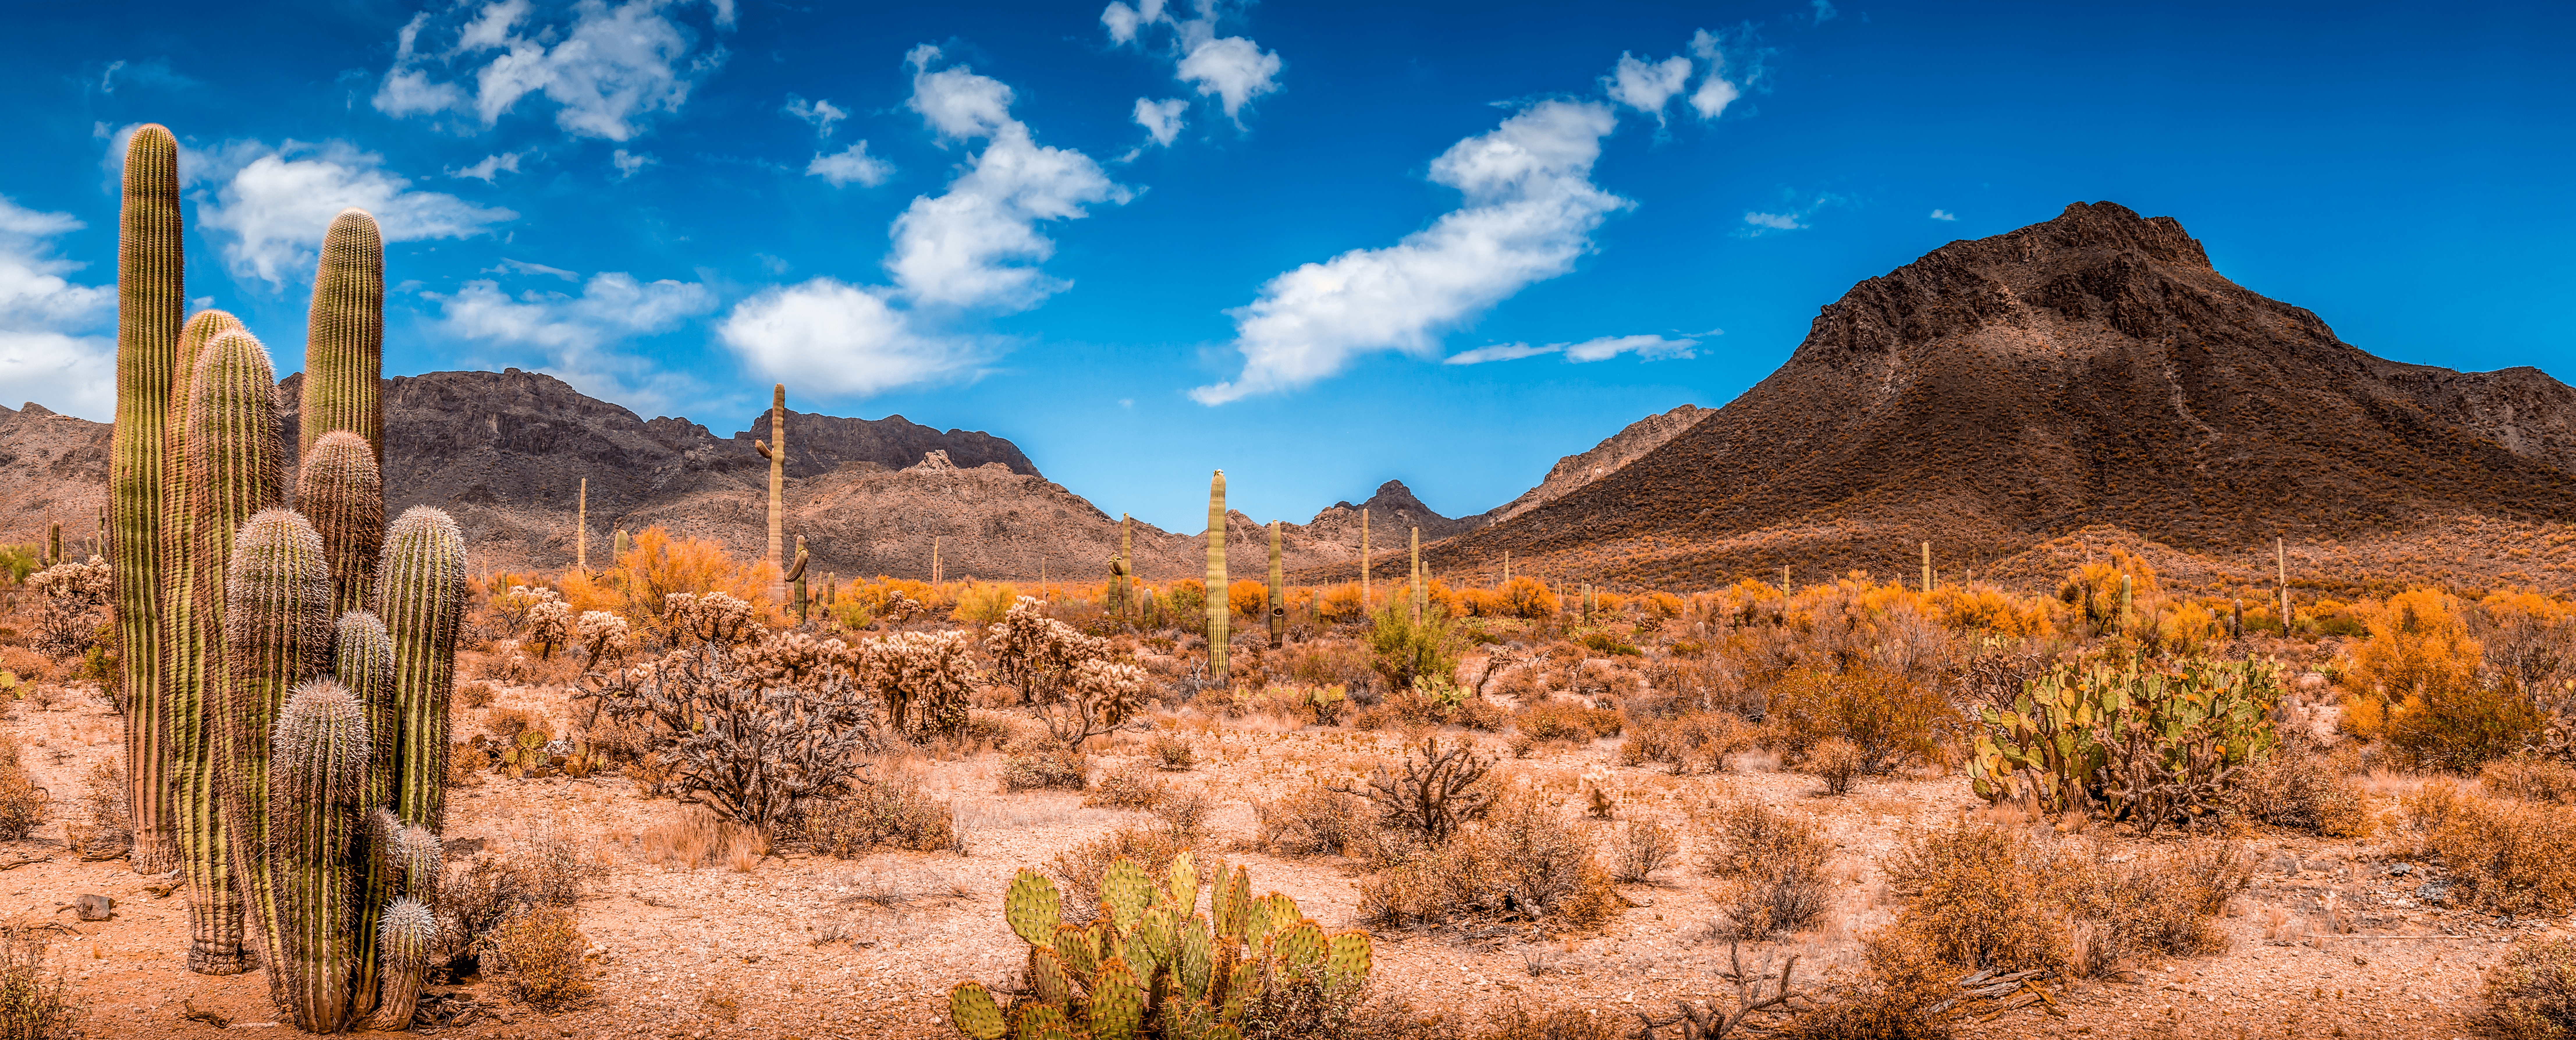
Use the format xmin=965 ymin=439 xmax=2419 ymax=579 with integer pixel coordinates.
xmin=3 ymin=0 xmax=2569 ymax=531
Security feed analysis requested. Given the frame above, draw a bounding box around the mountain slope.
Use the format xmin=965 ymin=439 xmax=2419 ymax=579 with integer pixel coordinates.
xmin=1431 ymin=202 xmax=2576 ymax=593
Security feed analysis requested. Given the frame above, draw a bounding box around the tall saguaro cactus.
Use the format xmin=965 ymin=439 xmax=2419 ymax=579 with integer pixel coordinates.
xmin=335 ymin=610 xmax=397 ymax=1016
xmin=575 ymin=477 xmax=587 ymax=571
xmin=222 ymin=508 xmax=336 ymax=1005
xmin=1359 ymin=508 xmax=1370 ymax=607
xmin=1267 ymin=520 xmax=1285 ymax=649
xmin=1109 ymin=514 xmax=1132 ymax=617
xmin=754 ymin=384 xmax=786 ymax=596
xmin=157 ymin=310 xmax=241 ymax=895
xmin=180 ymin=326 xmax=288 ymax=975
xmin=1409 ymin=527 xmax=1423 ymax=624
xmin=115 ymin=123 xmax=186 ymax=874
xmin=1206 ymin=470 xmax=1227 ymax=679
xmin=376 ymin=507 xmax=465 ymax=831
xmin=296 ymin=431 xmax=384 ymax=621
xmin=298 ymin=209 xmax=384 ymax=466
xmin=1921 ymin=541 xmax=1932 ymax=594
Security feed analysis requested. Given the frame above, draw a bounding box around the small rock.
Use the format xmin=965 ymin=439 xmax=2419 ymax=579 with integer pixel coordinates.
xmin=74 ymin=894 xmax=112 ymax=921
xmin=2417 ymin=880 xmax=2452 ymax=903
xmin=445 ymin=837 xmax=489 ymax=859
xmin=2387 ymin=863 xmax=2415 ymax=876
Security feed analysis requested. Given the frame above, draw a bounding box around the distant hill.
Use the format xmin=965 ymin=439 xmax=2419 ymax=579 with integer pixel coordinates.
xmin=1343 ymin=202 xmax=2576 ymax=597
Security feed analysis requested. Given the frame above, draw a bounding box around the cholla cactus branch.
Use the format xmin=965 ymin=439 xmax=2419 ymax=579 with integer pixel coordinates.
xmin=1331 ymin=736 xmax=1494 ymax=846
xmin=583 ymin=644 xmax=877 ymax=833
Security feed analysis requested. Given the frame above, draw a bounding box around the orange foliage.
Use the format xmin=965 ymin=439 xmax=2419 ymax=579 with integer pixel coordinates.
xmin=576 ymin=526 xmax=783 ymax=638
xmin=2339 ymin=588 xmax=2481 ymax=740
xmin=1228 ymin=578 xmax=1270 ymax=617
xmin=1497 ymin=576 xmax=1558 ymax=619
xmin=1317 ymin=583 xmax=1366 ymax=623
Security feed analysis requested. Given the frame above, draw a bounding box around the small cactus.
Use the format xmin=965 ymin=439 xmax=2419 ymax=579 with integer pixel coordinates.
xmin=1266 ymin=521 xmax=1284 ymax=649
xmin=296 ymin=431 xmax=384 ymax=620
xmin=269 ymin=679 xmax=371 ymax=1033
xmin=574 ymin=477 xmax=587 ymax=571
xmin=1206 ymin=471 xmax=1227 ymax=678
xmin=374 ymin=899 xmax=438 ymax=1031
xmin=755 ymin=384 xmax=786 ymax=594
xmin=376 ymin=507 xmax=466 ymax=830
xmin=223 ymin=509 xmax=336 ymax=1007
xmin=612 ymin=527 xmax=631 ymax=564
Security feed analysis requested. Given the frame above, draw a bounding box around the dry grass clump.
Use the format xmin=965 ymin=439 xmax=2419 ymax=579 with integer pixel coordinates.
xmin=2480 ymin=934 xmax=2576 ymax=1040
xmin=1083 ymin=761 xmax=1167 ymax=809
xmin=1470 ymin=1004 xmax=1622 ymax=1040
xmin=1048 ymin=825 xmax=1192 ymax=925
xmin=1697 ymin=800 xmax=1832 ymax=937
xmin=0 ymin=739 xmax=43 ymax=841
xmin=1512 ymin=699 xmax=1622 ymax=744
xmin=999 ymin=750 xmax=1089 ymax=791
xmin=2484 ymin=756 xmax=2576 ymax=804
xmin=2407 ymin=784 xmax=2576 ymax=915
xmin=640 ymin=809 xmax=761 ymax=871
xmin=485 ymin=905 xmax=592 ymax=1010
xmin=1233 ymin=965 xmax=1449 ymax=1040
xmin=1359 ymin=791 xmax=1619 ymax=932
xmin=1880 ymin=822 xmax=2252 ymax=977
xmin=1808 ymin=737 xmax=1864 ymax=796
xmin=1618 ymin=712 xmax=1756 ymax=774
xmin=2231 ymin=736 xmax=2371 ymax=836
xmin=1766 ymin=666 xmax=1952 ymax=775
xmin=67 ymin=757 xmax=130 ymax=860
xmin=807 ymin=767 xmax=959 ymax=856
xmin=1149 ymin=729 xmax=1196 ymax=770
xmin=1253 ymin=785 xmax=1374 ymax=858
xmin=0 ymin=926 xmax=80 ymax=1039
xmin=2050 ymin=838 xmax=2252 ymax=970
xmin=1608 ymin=819 xmax=1677 ymax=883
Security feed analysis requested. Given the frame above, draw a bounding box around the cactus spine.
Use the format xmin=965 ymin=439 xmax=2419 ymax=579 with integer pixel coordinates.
xmin=223 ymin=508 xmax=336 ymax=1004
xmin=1206 ymin=471 xmax=1227 ymax=680
xmin=298 ymin=209 xmax=384 ymax=467
xmin=754 ymin=384 xmax=786 ymax=598
xmin=1267 ymin=520 xmax=1284 ymax=649
xmin=270 ymin=679 xmax=370 ymax=1032
xmin=114 ymin=123 xmax=186 ymax=874
xmin=377 ymin=507 xmax=465 ymax=831
xmin=296 ymin=431 xmax=384 ymax=621
xmin=575 ymin=477 xmax=587 ymax=571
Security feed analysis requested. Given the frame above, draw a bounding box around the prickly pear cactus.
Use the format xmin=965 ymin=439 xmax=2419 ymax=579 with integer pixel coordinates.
xmin=949 ymin=856 xmax=1372 ymax=1039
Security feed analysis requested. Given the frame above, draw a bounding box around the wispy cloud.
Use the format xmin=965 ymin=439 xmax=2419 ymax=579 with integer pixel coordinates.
xmin=807 ymin=141 xmax=893 ymax=187
xmin=485 ymin=257 xmax=578 ymax=280
xmin=1132 ymin=97 xmax=1188 ymax=148
xmin=783 ymin=94 xmax=846 ymax=138
xmin=446 ymin=150 xmax=526 ymax=182
xmin=611 ymin=149 xmax=658 ymax=179
xmin=1103 ymin=0 xmax=1283 ymax=134
xmin=1929 ymin=208 xmax=1957 ymax=221
xmin=1739 ymin=191 xmax=1848 ymax=237
xmin=1811 ymin=0 xmax=1840 ymax=25
xmin=432 ymin=269 xmax=718 ymax=415
xmin=0 ymin=195 xmax=116 ymax=419
xmin=1446 ymin=333 xmax=1703 ymax=366
xmin=372 ymin=0 xmax=733 ymax=142
xmin=185 ymin=137 xmax=516 ymax=286
xmin=1194 ymin=100 xmax=1627 ymax=403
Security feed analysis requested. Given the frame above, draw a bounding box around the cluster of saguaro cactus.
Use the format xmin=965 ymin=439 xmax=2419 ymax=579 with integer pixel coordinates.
xmin=1265 ymin=521 xmax=1284 ymax=649
xmin=947 ymin=855 xmax=1372 ymax=1040
xmin=115 ymin=125 xmax=465 ymax=1032
xmin=1205 ymin=471 xmax=1227 ymax=678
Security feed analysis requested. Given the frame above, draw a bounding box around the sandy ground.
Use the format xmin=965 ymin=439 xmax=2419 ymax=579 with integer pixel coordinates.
xmin=0 ymin=682 xmax=2561 ymax=1040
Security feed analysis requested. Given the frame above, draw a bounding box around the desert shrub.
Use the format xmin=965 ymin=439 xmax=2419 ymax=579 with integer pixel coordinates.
xmin=1254 ymin=785 xmax=1374 ymax=858
xmin=573 ymin=526 xmax=783 ymax=639
xmin=457 ymin=680 xmax=498 ymax=709
xmin=1228 ymin=578 xmax=1270 ymax=619
xmin=1697 ymin=800 xmax=1831 ymax=938
xmin=1283 ymin=639 xmax=1377 ymax=696
xmin=1473 ymin=1004 xmax=1622 ymax=1040
xmin=1609 ymin=819 xmax=1677 ymax=883
xmin=486 ymin=905 xmax=592 ymax=1010
xmin=1236 ymin=964 xmax=1448 ymax=1040
xmin=2048 ymin=838 xmax=2251 ymax=969
xmin=1882 ymin=823 xmax=2066 ymax=973
xmin=1336 ymin=737 xmax=1496 ymax=846
xmin=1768 ymin=666 xmax=1950 ymax=775
xmin=1000 ymin=750 xmax=1089 ymax=791
xmin=1360 ymin=791 xmax=1617 ymax=931
xmin=1515 ymin=699 xmax=1621 ymax=744
xmin=0 ymin=926 xmax=81 ymax=1039
xmin=1883 ymin=822 xmax=2250 ymax=977
xmin=518 ymin=825 xmax=606 ymax=907
xmin=986 ymin=598 xmax=1147 ymax=749
xmin=1315 ymin=583 xmax=1369 ymax=624
xmin=949 ymin=582 xmax=1020 ymax=626
xmin=807 ymin=767 xmax=958 ymax=856
xmin=1360 ymin=678 xmax=1505 ymax=731
xmin=1808 ymin=737 xmax=1864 ymax=795
xmin=0 ymin=740 xmax=43 ymax=841
xmin=2485 ymin=756 xmax=2576 ymax=804
xmin=1084 ymin=761 xmax=1166 ymax=809
xmin=1148 ymin=729 xmax=1196 ymax=770
xmin=2231 ymin=735 xmax=2371 ymax=836
xmin=1576 ymin=631 xmax=1641 ymax=659
xmin=582 ymin=636 xmax=873 ymax=834
xmin=1150 ymin=788 xmax=1213 ymax=840
xmin=434 ymin=855 xmax=535 ymax=974
xmin=1620 ymin=712 xmax=1756 ymax=775
xmin=2421 ymin=793 xmax=2576 ymax=915
xmin=66 ymin=758 xmax=130 ymax=860
xmin=2384 ymin=680 xmax=2547 ymax=773
xmin=483 ymin=706 xmax=542 ymax=745
xmin=2481 ymin=935 xmax=2576 ymax=1040
xmin=1780 ymin=933 xmax=1958 ymax=1040
xmin=1496 ymin=577 xmax=1559 ymax=619
xmin=1365 ymin=603 xmax=1467 ymax=693
xmin=1046 ymin=825 xmax=1190 ymax=924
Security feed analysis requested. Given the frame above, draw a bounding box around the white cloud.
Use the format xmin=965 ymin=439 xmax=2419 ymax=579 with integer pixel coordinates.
xmin=807 ymin=141 xmax=893 ymax=187
xmin=1743 ymin=211 xmax=1803 ymax=231
xmin=1133 ymin=97 xmax=1187 ymax=147
xmin=1687 ymin=29 xmax=1746 ymax=120
xmin=886 ymin=47 xmax=1128 ymax=310
xmin=717 ymin=278 xmax=985 ymax=396
xmin=1104 ymin=0 xmax=1282 ymax=128
xmin=432 ymin=270 xmax=717 ymax=414
xmin=1445 ymin=333 xmax=1700 ymax=366
xmin=784 ymin=94 xmax=846 ymax=138
xmin=1929 ymin=208 xmax=1957 ymax=221
xmin=1604 ymin=53 xmax=1692 ymax=123
xmin=0 ymin=196 xmax=116 ymax=419
xmin=446 ymin=151 xmax=526 ymax=182
xmin=486 ymin=257 xmax=578 ymax=280
xmin=194 ymin=139 xmax=517 ymax=286
xmin=1193 ymin=100 xmax=1627 ymax=404
xmin=1739 ymin=192 xmax=1845 ymax=237
xmin=372 ymin=0 xmax=729 ymax=141
xmin=610 ymin=149 xmax=657 ymax=179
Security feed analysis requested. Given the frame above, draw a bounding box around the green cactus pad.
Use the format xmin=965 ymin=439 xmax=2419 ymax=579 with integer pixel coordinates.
xmin=1089 ymin=957 xmax=1145 ymax=1040
xmin=1271 ymin=920 xmax=1324 ymax=971
xmin=948 ymin=981 xmax=1006 ymax=1039
xmin=1005 ymin=869 xmax=1062 ymax=949
xmin=1027 ymin=945 xmax=1072 ymax=1006
xmin=1214 ymin=866 xmax=1251 ymax=940
xmin=1324 ymin=929 xmax=1373 ymax=986
xmin=1164 ymin=851 xmax=1197 ymax=913
xmin=1177 ymin=915 xmax=1214 ymax=1001
xmin=1053 ymin=922 xmax=1097 ymax=979
xmin=1101 ymin=858 xmax=1153 ymax=932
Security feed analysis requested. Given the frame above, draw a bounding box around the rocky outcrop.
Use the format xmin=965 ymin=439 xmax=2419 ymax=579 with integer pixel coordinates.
xmin=1480 ymin=404 xmax=1709 ymax=525
xmin=0 ymin=403 xmax=111 ymax=552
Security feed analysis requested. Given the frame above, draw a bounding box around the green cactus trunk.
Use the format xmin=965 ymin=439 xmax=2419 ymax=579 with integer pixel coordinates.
xmin=374 ymin=899 xmax=437 ymax=1030
xmin=1359 ymin=509 xmax=1369 ymax=607
xmin=114 ymin=123 xmax=186 ymax=875
xmin=296 ymin=431 xmax=384 ymax=622
xmin=376 ymin=507 xmax=465 ymax=831
xmin=1112 ymin=514 xmax=1132 ymax=616
xmin=297 ymin=209 xmax=384 ymax=468
xmin=758 ymin=384 xmax=786 ymax=600
xmin=1409 ymin=528 xmax=1423 ymax=624
xmin=2120 ymin=573 xmax=2133 ymax=635
xmin=334 ymin=610 xmax=396 ymax=1017
xmin=268 ymin=679 xmax=370 ymax=1033
xmin=221 ymin=508 xmax=335 ymax=1007
xmin=46 ymin=523 xmax=59 ymax=566
xmin=1206 ymin=471 xmax=1227 ymax=681
xmin=575 ymin=477 xmax=586 ymax=571
xmin=1921 ymin=540 xmax=1932 ymax=594
xmin=1267 ymin=521 xmax=1284 ymax=649
xmin=612 ymin=527 xmax=630 ymax=566
xmin=161 ymin=310 xmax=244 ymax=969
xmin=178 ymin=324 xmax=284 ymax=975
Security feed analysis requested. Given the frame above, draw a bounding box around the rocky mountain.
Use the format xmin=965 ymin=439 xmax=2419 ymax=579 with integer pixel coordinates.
xmin=1478 ymin=404 xmax=1708 ymax=526
xmin=0 ymin=403 xmax=109 ymax=556
xmin=1406 ymin=201 xmax=2576 ymax=596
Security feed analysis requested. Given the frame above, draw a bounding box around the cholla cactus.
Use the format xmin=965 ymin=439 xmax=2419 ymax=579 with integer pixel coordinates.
xmin=986 ymin=598 xmax=1139 ymax=749
xmin=854 ymin=629 xmax=978 ymax=737
xmin=27 ymin=557 xmax=113 ymax=603
xmin=525 ymin=599 xmax=575 ymax=660
xmin=947 ymin=857 xmax=1373 ymax=1040
xmin=663 ymin=591 xmax=760 ymax=646
xmin=578 ymin=610 xmax=633 ymax=663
